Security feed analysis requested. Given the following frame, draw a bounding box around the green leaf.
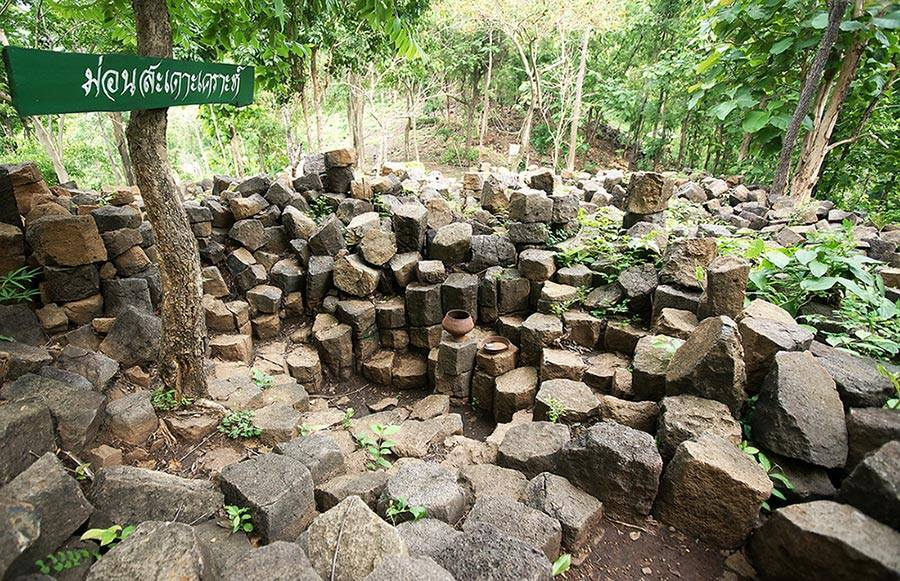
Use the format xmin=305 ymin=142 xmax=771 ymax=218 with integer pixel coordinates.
xmin=552 ymin=553 xmax=572 ymax=576
xmin=810 ymin=12 xmax=828 ymax=29
xmin=808 ymin=260 xmax=828 ymax=277
xmin=765 ymin=250 xmax=791 ymax=269
xmin=770 ymin=38 xmax=793 ymax=54
xmin=794 ymin=248 xmax=817 ymax=265
xmin=800 ymin=277 xmax=838 ymax=291
xmin=696 ymin=51 xmax=722 ymax=74
xmin=840 ymin=20 xmax=864 ymax=31
xmin=770 ymin=488 xmax=787 ymax=501
xmin=742 ymin=110 xmax=770 ymax=133
xmin=713 ymin=100 xmax=739 ymax=121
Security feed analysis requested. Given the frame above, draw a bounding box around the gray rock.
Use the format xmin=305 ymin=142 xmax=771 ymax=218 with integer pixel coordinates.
xmin=90 ymin=465 xmax=222 ymax=527
xmin=846 ymin=407 xmax=900 ymax=469
xmin=658 ymin=238 xmax=717 ymax=291
xmin=533 ymin=379 xmax=599 ymax=423
xmin=430 ymin=222 xmax=472 ymax=264
xmin=316 ymin=472 xmax=389 ymax=513
xmin=222 ymin=541 xmax=322 ymax=581
xmin=85 ymin=521 xmax=213 ymax=581
xmin=393 ymin=203 xmax=428 ymax=252
xmin=43 ymin=265 xmax=100 ymax=303
xmin=2 ymin=373 xmax=106 ymax=451
xmin=102 ymin=277 xmax=153 ymax=315
xmin=523 ymin=472 xmax=604 ymax=557
xmin=810 ymin=341 xmax=900 ymax=407
xmin=432 ymin=522 xmax=552 ymax=581
xmin=838 ymin=440 xmax=900 ymax=529
xmin=559 ymin=421 xmax=662 ymax=519
xmin=665 ymin=316 xmax=746 ymax=415
xmin=193 ymin=520 xmax=253 ymax=575
xmin=509 ymin=189 xmax=552 ymax=223
xmin=99 ymin=306 xmax=161 ymax=367
xmin=378 ymin=460 xmax=468 ymax=525
xmin=334 ymin=253 xmax=380 ymax=297
xmin=309 ymin=216 xmax=346 ymax=256
xmin=468 ymin=235 xmax=517 ymax=271
xmin=229 ymin=218 xmax=267 ymax=251
xmin=105 ymin=391 xmax=158 ymax=445
xmin=463 ymin=495 xmax=562 ymax=560
xmin=497 ymin=421 xmax=570 ymax=478
xmin=625 ymin=172 xmax=674 ymax=214
xmin=0 ymin=304 xmax=44 ymax=345
xmin=656 ymin=395 xmax=742 ymax=461
xmin=220 ymin=453 xmax=316 ymax=543
xmin=748 ymin=501 xmax=900 ymax=581
xmin=0 ymin=400 xmax=55 ymax=485
xmin=458 ymin=463 xmax=527 ymax=502
xmin=697 ymin=255 xmax=750 ymax=320
xmin=0 ymin=498 xmax=40 ymax=577
xmin=752 ymin=351 xmax=848 ymax=469
xmin=363 ymin=555 xmax=454 ymax=581
xmin=655 ymin=434 xmax=771 ymax=548
xmin=1 ymin=453 xmax=93 ymax=575
xmin=55 ymin=344 xmax=119 ymax=390
xmin=739 ymin=316 xmax=814 ymax=386
xmin=274 ymin=432 xmax=346 ymax=485
xmin=306 ymin=495 xmax=407 ymax=581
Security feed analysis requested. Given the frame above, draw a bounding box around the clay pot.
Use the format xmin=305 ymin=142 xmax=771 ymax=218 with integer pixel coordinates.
xmin=442 ymin=309 xmax=474 ymax=338
xmin=480 ymin=335 xmax=511 ymax=354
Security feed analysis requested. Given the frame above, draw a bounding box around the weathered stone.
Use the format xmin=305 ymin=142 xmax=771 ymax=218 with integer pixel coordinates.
xmin=99 ymin=306 xmax=161 ymax=367
xmin=210 ymin=334 xmax=253 ymax=363
xmin=468 ymin=235 xmax=517 ymax=271
xmin=655 ymin=434 xmax=771 ymax=548
xmin=520 ymin=313 xmax=564 ymax=366
xmin=378 ymin=460 xmax=467 ymax=524
xmin=433 ymin=522 xmax=552 ymax=581
xmin=405 ymin=283 xmax=441 ymax=327
xmin=518 ymin=249 xmax=557 ymax=282
xmin=533 ymin=379 xmax=599 ymax=423
xmin=656 ymin=395 xmax=741 ymax=461
xmin=631 ymin=335 xmax=683 ymax=401
xmin=91 ymin=466 xmax=222 ymax=527
xmin=430 ymin=222 xmax=472 ymax=264
xmin=229 ymin=219 xmax=267 ymax=251
xmin=359 ymin=228 xmax=397 ymax=266
xmin=0 ymin=401 xmax=55 ymax=485
xmin=739 ymin=316 xmax=814 ymax=386
xmin=0 ymin=498 xmax=40 ymax=576
xmin=559 ymin=421 xmax=662 ymax=518
xmin=306 ymin=255 xmax=334 ymax=310
xmin=393 ymin=353 xmax=428 ymax=390
xmin=105 ymin=391 xmax=158 ymax=445
xmin=665 ymin=316 xmax=746 ymax=415
xmin=464 ymin=495 xmax=562 ymax=560
xmin=333 ymin=253 xmax=380 ymax=297
xmin=389 ymin=252 xmax=420 ymax=287
xmin=846 ymin=407 xmax=900 ymax=469
xmin=43 ymin=264 xmax=101 ymax=302
xmin=507 ymin=221 xmax=549 ymax=244
xmin=597 ymin=396 xmax=659 ymax=433
xmin=458 ymin=463 xmax=527 ymax=502
xmin=752 ymin=351 xmax=848 ymax=469
xmin=659 ymin=238 xmax=717 ymax=290
xmin=27 ymin=215 xmax=107 ymax=266
xmin=0 ymin=304 xmax=44 ymax=345
xmin=809 ymin=341 xmax=900 ymax=408
xmin=315 ymin=472 xmax=389 ymax=513
xmin=652 ymin=308 xmax=698 ymax=340
xmin=498 ymin=421 xmax=570 ymax=479
xmin=363 ymin=554 xmax=454 ymax=581
xmin=494 ymin=366 xmax=539 ymax=423
xmin=220 ymin=453 xmax=316 ymax=543
xmin=222 ymin=541 xmax=321 ymax=581
xmin=393 ymin=203 xmax=428 ymax=252
xmin=309 ymin=215 xmax=346 ymax=256
xmin=617 ymin=262 xmax=658 ymax=311
xmin=475 ymin=343 xmax=518 ymax=377
xmin=85 ymin=521 xmax=212 ymax=581
xmin=698 ymin=256 xmax=750 ymax=320
xmin=838 ymin=440 xmax=900 ymax=529
xmin=395 ymin=518 xmax=461 ymax=559
xmin=315 ymin=323 xmax=354 ymax=378
xmin=748 ymin=501 xmax=900 ymax=581
xmin=307 ymin=495 xmax=407 ymax=581
xmin=625 ymin=172 xmax=674 ymax=214
xmin=523 ymin=472 xmax=603 ymax=559
xmin=1 ymin=453 xmax=93 ymax=574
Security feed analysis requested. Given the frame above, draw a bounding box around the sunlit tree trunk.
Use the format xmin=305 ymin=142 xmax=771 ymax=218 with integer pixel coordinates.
xmin=770 ymin=0 xmax=848 ymax=197
xmin=347 ymin=70 xmax=366 ymax=171
xmin=310 ymin=46 xmax=323 ymax=151
xmin=478 ymin=29 xmax=494 ymax=157
xmin=127 ymin=0 xmax=207 ymax=398
xmin=566 ymin=28 xmax=591 ymax=172
xmin=33 ymin=116 xmax=69 ymax=183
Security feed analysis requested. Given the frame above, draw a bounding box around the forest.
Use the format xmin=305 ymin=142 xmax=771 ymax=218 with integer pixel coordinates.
xmin=1 ymin=0 xmax=898 ymax=220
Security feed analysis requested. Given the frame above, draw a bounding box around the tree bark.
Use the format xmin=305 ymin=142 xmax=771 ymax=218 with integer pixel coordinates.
xmin=33 ymin=116 xmax=69 ymax=183
xmin=127 ymin=0 xmax=207 ymax=398
xmin=478 ymin=29 xmax=494 ymax=156
xmin=347 ymin=70 xmax=366 ymax=171
xmin=310 ymin=46 xmax=323 ymax=151
xmin=770 ymin=0 xmax=848 ymax=197
xmin=108 ymin=112 xmax=136 ymax=185
xmin=566 ymin=28 xmax=591 ymax=172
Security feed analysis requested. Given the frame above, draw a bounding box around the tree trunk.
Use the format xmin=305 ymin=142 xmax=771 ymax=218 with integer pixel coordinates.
xmin=33 ymin=117 xmax=69 ymax=183
xmin=348 ymin=71 xmax=366 ymax=171
xmin=566 ymin=28 xmax=591 ymax=172
xmin=676 ymin=111 xmax=690 ymax=168
xmin=108 ymin=112 xmax=136 ymax=185
xmin=404 ymin=86 xmax=412 ymax=161
xmin=770 ymin=0 xmax=848 ymax=197
xmin=229 ymin=125 xmax=245 ymax=177
xmin=127 ymin=0 xmax=207 ymax=398
xmin=790 ymin=0 xmax=866 ymax=201
xmin=310 ymin=46 xmax=323 ymax=151
xmin=208 ymin=106 xmax=231 ymax=174
xmin=478 ymin=29 xmax=494 ymax=156
xmin=99 ymin=114 xmax=126 ymax=184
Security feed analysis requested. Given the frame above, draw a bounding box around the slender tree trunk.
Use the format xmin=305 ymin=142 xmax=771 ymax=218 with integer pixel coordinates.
xmin=404 ymin=86 xmax=412 ymax=161
xmin=193 ymin=119 xmax=211 ymax=177
xmin=108 ymin=112 xmax=136 ymax=185
xmin=567 ymin=28 xmax=591 ymax=172
xmin=348 ymin=71 xmax=366 ymax=171
xmin=99 ymin=114 xmax=126 ymax=184
xmin=208 ymin=106 xmax=231 ymax=174
xmin=127 ymin=0 xmax=207 ymax=398
xmin=770 ymin=0 xmax=848 ymax=197
xmin=310 ymin=46 xmax=323 ymax=151
xmin=478 ymin=29 xmax=494 ymax=156
xmin=790 ymin=0 xmax=866 ymax=201
xmin=229 ymin=126 xmax=245 ymax=176
xmin=33 ymin=116 xmax=69 ymax=183
xmin=676 ymin=111 xmax=690 ymax=168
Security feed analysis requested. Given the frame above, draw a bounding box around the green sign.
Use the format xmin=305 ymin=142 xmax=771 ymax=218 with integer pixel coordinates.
xmin=2 ymin=46 xmax=254 ymax=116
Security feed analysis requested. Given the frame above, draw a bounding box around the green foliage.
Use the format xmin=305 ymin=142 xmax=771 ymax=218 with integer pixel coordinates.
xmin=0 ymin=267 xmax=42 ymax=304
xmin=385 ymin=496 xmax=427 ymax=524
xmin=74 ymin=462 xmax=92 ymax=482
xmin=439 ymin=144 xmax=478 ymax=166
xmin=590 ymin=297 xmax=633 ymax=322
xmin=747 ymin=223 xmax=899 ymax=362
xmin=342 ymin=407 xmax=356 ymax=429
xmin=80 ymin=524 xmax=136 ymax=549
xmin=224 ymin=505 xmax=254 ymax=534
xmin=150 ymin=388 xmax=194 ymax=412
xmin=552 ymin=553 xmax=572 ymax=576
xmin=299 ymin=423 xmax=324 ymax=436
xmin=878 ymin=365 xmax=900 ymax=409
xmin=251 ymin=368 xmax=274 ymax=389
xmin=218 ymin=411 xmax=262 ymax=439
xmin=548 ymin=287 xmax=589 ymax=318
xmin=308 ymin=196 xmax=334 ymax=224
xmin=740 ymin=441 xmax=794 ymax=511
xmin=546 ymin=397 xmax=567 ymax=424
xmin=36 ymin=548 xmax=97 ymax=575
xmin=356 ymin=423 xmax=400 ymax=470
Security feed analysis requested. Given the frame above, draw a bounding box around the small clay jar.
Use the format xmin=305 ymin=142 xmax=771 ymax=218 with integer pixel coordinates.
xmin=442 ymin=309 xmax=474 ymax=338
